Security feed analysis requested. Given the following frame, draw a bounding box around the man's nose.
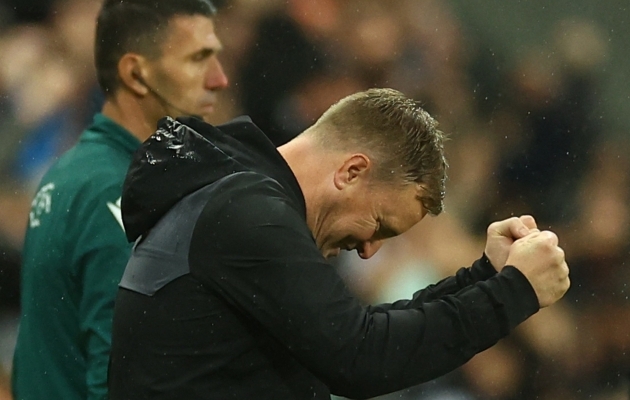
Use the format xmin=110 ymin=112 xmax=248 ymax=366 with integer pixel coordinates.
xmin=206 ymin=57 xmax=229 ymax=90
xmin=357 ymin=240 xmax=384 ymax=259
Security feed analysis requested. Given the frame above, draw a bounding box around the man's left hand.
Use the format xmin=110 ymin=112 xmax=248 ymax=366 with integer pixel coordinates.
xmin=485 ymin=215 xmax=539 ymax=271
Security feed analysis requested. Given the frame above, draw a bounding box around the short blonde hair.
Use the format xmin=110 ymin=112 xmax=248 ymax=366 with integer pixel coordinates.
xmin=311 ymin=88 xmax=448 ymax=215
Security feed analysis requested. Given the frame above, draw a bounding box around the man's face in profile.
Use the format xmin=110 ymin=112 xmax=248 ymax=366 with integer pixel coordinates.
xmin=144 ymin=15 xmax=228 ymax=120
xmin=317 ymin=176 xmax=428 ymax=260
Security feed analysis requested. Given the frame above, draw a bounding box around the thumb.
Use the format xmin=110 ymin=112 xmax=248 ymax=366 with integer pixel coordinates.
xmin=490 ymin=217 xmax=530 ymax=240
xmin=519 ymin=215 xmax=538 ymax=231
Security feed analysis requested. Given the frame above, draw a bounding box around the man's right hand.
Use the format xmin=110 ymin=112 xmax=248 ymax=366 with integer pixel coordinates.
xmin=504 ymin=230 xmax=570 ymax=308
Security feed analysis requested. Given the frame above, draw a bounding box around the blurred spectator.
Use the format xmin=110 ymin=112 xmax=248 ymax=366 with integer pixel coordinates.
xmin=237 ymin=0 xmax=343 ymax=144
xmin=0 ymin=0 xmax=102 ymax=250
xmin=477 ymin=18 xmax=609 ymax=229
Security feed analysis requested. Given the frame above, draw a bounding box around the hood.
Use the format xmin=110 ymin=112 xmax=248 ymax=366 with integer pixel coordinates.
xmin=121 ymin=115 xmax=304 ymax=242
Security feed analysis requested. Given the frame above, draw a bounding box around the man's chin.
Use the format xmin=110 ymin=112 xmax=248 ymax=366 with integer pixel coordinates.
xmin=169 ymin=104 xmax=214 ymax=120
xmin=201 ymin=104 xmax=215 ymax=114
xmin=324 ymin=248 xmax=341 ymax=259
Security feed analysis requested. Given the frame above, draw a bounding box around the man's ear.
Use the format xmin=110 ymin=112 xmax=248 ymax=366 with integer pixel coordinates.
xmin=333 ymin=154 xmax=371 ymax=190
xmin=118 ymin=53 xmax=149 ymax=96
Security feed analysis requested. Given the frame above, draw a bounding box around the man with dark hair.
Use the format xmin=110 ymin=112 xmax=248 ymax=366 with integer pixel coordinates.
xmin=12 ymin=0 xmax=228 ymax=399
xmin=108 ymin=88 xmax=569 ymax=399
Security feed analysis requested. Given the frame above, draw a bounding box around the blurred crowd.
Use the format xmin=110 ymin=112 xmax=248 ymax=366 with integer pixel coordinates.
xmin=0 ymin=0 xmax=628 ymax=399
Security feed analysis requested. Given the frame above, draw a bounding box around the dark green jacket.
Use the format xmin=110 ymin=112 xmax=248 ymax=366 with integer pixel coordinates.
xmin=12 ymin=114 xmax=140 ymax=400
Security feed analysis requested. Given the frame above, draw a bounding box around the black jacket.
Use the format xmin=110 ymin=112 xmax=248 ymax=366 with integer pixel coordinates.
xmin=108 ymin=116 xmax=539 ymax=400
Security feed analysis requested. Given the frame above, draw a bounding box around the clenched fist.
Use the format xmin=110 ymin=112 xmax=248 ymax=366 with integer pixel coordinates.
xmin=505 ymin=230 xmax=570 ymax=308
xmin=485 ymin=215 xmax=539 ymax=270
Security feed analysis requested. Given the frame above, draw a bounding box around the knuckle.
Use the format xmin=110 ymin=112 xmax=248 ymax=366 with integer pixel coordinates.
xmin=541 ymin=230 xmax=558 ymax=241
xmin=537 ymin=239 xmax=555 ymax=254
xmin=554 ymin=249 xmax=565 ymax=265
xmin=556 ymin=246 xmax=566 ymax=258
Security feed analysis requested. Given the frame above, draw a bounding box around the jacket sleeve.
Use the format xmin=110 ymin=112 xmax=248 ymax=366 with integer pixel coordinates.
xmin=366 ymin=255 xmax=497 ymax=313
xmin=73 ymin=190 xmax=131 ymax=400
xmin=189 ymin=179 xmax=539 ymax=399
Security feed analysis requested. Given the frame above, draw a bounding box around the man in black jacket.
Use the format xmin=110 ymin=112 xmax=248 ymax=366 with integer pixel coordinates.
xmin=108 ymin=88 xmax=569 ymax=399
